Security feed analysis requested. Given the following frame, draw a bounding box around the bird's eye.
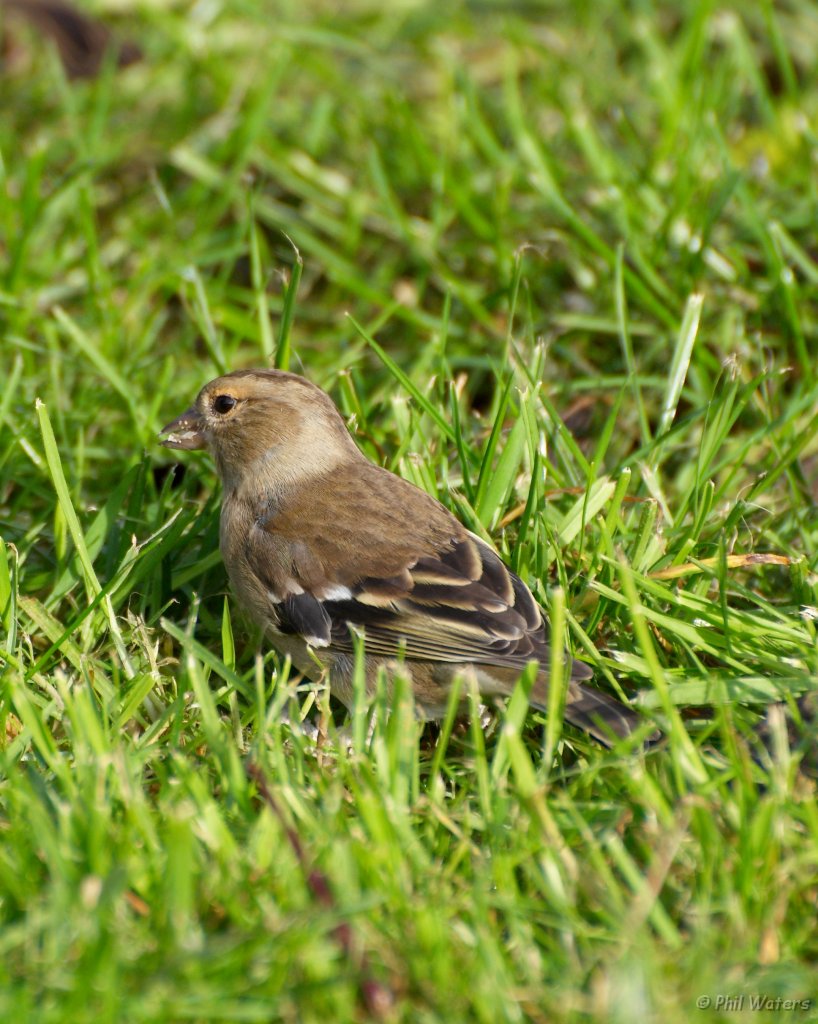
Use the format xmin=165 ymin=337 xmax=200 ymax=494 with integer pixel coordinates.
xmin=213 ymin=395 xmax=237 ymax=415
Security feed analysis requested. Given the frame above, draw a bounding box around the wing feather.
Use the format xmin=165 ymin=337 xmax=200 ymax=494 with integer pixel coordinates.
xmin=242 ymin=468 xmax=565 ymax=673
xmin=318 ymin=533 xmax=556 ymax=669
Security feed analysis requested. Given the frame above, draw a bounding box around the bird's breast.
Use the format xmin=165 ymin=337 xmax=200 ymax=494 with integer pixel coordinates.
xmin=220 ymin=497 xmax=278 ymax=623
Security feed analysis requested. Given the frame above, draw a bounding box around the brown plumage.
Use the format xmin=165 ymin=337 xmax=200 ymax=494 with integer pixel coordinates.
xmin=160 ymin=369 xmax=647 ymax=746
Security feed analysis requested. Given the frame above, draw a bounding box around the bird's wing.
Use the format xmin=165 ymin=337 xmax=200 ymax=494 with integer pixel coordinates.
xmin=248 ymin=515 xmax=559 ymax=669
xmin=329 ymin=533 xmax=551 ymax=664
xmin=241 ymin=460 xmax=593 ymax=675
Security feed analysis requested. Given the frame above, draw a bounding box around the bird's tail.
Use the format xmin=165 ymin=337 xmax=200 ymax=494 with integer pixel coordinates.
xmin=563 ymin=681 xmax=644 ymax=747
xmin=531 ymin=663 xmax=646 ymax=747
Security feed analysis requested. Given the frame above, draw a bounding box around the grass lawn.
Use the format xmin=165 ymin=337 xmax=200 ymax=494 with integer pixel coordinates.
xmin=2 ymin=0 xmax=818 ymax=1020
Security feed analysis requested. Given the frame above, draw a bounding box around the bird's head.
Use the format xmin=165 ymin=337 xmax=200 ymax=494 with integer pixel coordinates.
xmin=159 ymin=369 xmax=359 ymax=493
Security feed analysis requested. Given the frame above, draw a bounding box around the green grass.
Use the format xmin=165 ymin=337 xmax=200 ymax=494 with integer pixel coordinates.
xmin=2 ymin=1 xmax=818 ymax=1020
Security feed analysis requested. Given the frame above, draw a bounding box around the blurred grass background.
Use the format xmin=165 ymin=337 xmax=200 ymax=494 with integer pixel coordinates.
xmin=1 ymin=1 xmax=818 ymax=1021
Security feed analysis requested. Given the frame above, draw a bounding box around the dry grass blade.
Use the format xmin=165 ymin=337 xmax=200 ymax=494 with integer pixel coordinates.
xmin=649 ymin=553 xmax=792 ymax=581
xmin=247 ymin=763 xmax=395 ymax=1019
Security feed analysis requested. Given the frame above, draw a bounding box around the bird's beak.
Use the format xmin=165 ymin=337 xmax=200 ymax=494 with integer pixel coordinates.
xmin=159 ymin=407 xmax=208 ymax=450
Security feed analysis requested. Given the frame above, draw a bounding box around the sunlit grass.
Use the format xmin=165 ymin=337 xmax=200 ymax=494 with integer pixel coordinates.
xmin=1 ymin=1 xmax=818 ymax=1020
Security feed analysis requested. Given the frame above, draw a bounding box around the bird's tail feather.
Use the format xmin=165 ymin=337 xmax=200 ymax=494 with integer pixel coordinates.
xmin=563 ymin=682 xmax=643 ymax=747
xmin=530 ymin=669 xmax=644 ymax=748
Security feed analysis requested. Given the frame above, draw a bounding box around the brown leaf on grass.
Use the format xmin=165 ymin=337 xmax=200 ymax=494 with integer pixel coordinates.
xmin=124 ymin=890 xmax=150 ymax=916
xmin=3 ymin=712 xmax=23 ymax=746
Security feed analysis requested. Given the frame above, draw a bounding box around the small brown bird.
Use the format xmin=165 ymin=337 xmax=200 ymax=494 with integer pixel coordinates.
xmin=161 ymin=369 xmax=643 ymax=745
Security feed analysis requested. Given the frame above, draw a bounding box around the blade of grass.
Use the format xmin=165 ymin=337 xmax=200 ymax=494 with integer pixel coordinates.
xmin=275 ymin=234 xmax=303 ymax=371
xmin=349 ymin=315 xmax=461 ymax=448
xmin=656 ymin=292 xmax=704 ymax=439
